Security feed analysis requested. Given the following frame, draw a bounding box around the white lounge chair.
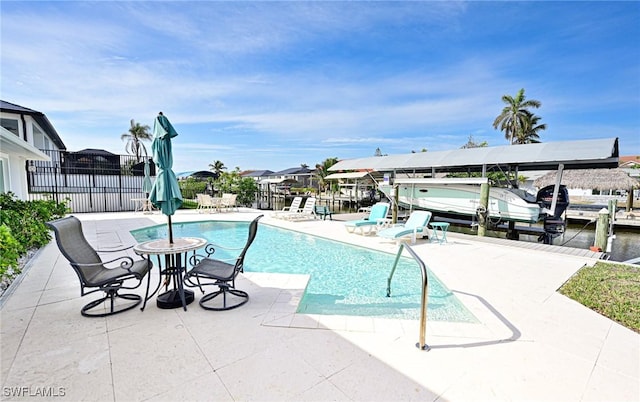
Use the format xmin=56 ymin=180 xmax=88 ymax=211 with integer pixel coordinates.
xmin=284 ymin=197 xmax=317 ymax=221
xmin=196 ymin=194 xmax=207 ymax=212
xmin=197 ymin=194 xmax=220 ymax=213
xmin=272 ymin=196 xmax=303 ymax=219
xmin=377 ymin=210 xmax=432 ymax=244
xmin=344 ymin=203 xmax=390 ymax=235
xmin=220 ymin=193 xmax=238 ymax=212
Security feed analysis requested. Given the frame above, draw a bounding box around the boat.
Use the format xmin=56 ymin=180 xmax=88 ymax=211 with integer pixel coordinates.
xmin=379 ymin=178 xmax=568 ymax=225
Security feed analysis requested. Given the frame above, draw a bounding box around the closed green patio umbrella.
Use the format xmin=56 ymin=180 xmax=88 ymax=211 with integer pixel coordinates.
xmin=142 ymin=156 xmax=153 ymax=196
xmin=149 ymin=112 xmax=183 ymax=243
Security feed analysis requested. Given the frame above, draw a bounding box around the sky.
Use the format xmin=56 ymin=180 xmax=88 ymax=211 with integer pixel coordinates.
xmin=1 ymin=1 xmax=639 ymax=174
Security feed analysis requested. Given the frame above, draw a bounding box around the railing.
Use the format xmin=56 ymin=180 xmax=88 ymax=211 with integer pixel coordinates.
xmin=26 ymin=149 xmax=155 ymax=213
xmin=386 ymin=242 xmax=430 ymax=351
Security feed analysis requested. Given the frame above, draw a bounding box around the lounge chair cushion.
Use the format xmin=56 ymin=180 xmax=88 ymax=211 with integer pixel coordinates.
xmin=377 ymin=211 xmax=432 ymax=243
xmin=345 ymin=203 xmax=390 ymax=234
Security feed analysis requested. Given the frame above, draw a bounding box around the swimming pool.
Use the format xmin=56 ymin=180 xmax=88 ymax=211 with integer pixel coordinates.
xmin=131 ymin=220 xmax=477 ymax=322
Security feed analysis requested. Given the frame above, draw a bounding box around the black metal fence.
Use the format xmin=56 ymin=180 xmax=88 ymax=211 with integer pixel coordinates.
xmin=26 ymin=149 xmax=372 ymax=214
xmin=27 ymin=149 xmax=156 ymax=213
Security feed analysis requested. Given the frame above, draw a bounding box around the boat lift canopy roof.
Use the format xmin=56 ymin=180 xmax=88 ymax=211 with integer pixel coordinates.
xmin=329 ymin=137 xmax=619 ymax=173
xmin=324 ymin=172 xmax=372 ymax=180
xmin=394 ymin=177 xmax=489 ymax=185
xmin=259 ymin=178 xmax=297 ymax=185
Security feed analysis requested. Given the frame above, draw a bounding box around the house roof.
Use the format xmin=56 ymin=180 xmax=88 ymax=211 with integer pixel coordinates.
xmin=190 ymin=170 xmax=218 ymax=179
xmin=619 ymin=155 xmax=640 ymax=167
xmin=325 ymin=172 xmax=372 ymax=180
xmin=0 ymin=100 xmax=67 ymax=150
xmin=259 ymin=178 xmax=298 ymax=185
xmin=329 ymin=137 xmax=619 ymax=173
xmin=533 ymin=168 xmax=640 ymax=190
xmin=175 ymin=170 xmax=218 ymax=179
xmin=271 ymin=167 xmax=314 ymax=175
xmin=243 ymin=170 xmax=274 ymax=177
xmin=73 ymin=148 xmax=117 ymax=156
xmin=176 ymin=171 xmax=196 ymax=179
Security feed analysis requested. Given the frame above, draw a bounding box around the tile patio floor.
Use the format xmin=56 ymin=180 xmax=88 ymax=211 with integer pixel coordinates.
xmin=1 ymin=209 xmax=638 ymax=401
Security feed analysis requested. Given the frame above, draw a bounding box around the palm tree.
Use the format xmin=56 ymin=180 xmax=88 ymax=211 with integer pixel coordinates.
xmin=315 ymin=157 xmax=339 ymax=193
xmin=120 ymin=119 xmax=152 ymax=162
xmin=514 ymin=113 xmax=546 ymax=144
xmin=208 ymin=160 xmax=227 ymax=176
xmin=461 ymin=135 xmax=488 ymax=149
xmin=493 ymin=89 xmax=542 ymax=145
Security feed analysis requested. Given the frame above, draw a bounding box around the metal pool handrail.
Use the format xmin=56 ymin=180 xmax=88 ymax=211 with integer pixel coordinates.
xmin=387 ymin=242 xmax=430 ymax=351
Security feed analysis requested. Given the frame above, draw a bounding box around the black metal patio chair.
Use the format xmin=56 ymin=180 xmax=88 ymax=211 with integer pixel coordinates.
xmin=184 ymin=215 xmax=263 ymax=311
xmin=46 ymin=216 xmax=152 ymax=317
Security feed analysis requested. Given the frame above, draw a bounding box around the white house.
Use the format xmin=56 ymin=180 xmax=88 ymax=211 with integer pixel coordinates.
xmin=0 ymin=100 xmax=66 ymax=199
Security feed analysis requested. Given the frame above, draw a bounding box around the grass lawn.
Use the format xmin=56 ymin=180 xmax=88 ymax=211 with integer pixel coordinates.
xmin=559 ymin=261 xmax=640 ymax=333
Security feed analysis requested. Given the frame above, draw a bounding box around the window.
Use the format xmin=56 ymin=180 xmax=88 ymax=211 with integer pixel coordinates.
xmin=0 ymin=118 xmax=19 ymax=136
xmin=33 ymin=130 xmax=45 ymax=149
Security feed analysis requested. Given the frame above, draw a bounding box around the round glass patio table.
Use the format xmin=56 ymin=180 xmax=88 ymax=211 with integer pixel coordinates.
xmin=134 ymin=237 xmax=207 ymax=311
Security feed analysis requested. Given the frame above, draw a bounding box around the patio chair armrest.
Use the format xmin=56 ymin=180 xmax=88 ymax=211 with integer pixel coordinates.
xmin=188 ymin=242 xmax=242 ymax=266
xmin=102 ymin=255 xmax=138 ymax=269
xmin=189 ymin=253 xmax=236 ymax=267
xmin=76 ymin=255 xmax=137 ymax=270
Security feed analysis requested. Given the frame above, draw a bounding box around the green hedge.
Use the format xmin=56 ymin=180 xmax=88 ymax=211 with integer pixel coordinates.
xmin=0 ymin=193 xmax=69 ymax=282
xmin=178 ymin=178 xmax=207 ymax=200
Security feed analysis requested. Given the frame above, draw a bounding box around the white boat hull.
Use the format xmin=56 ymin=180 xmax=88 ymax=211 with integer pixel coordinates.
xmin=381 ymin=183 xmax=542 ymax=224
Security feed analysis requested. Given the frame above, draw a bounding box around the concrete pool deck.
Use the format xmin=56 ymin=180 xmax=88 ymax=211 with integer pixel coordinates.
xmin=1 ymin=209 xmax=638 ymax=401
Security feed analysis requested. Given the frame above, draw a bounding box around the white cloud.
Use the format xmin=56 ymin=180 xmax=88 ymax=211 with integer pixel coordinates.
xmin=2 ymin=1 xmax=637 ymax=171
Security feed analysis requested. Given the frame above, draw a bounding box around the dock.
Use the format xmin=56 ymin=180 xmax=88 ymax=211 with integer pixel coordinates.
xmin=565 ymin=208 xmax=640 ymax=228
xmin=331 ymin=212 xmax=607 ymax=260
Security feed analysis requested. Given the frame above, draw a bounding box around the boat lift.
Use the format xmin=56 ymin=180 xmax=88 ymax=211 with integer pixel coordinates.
xmin=328 ymin=138 xmax=620 ymax=243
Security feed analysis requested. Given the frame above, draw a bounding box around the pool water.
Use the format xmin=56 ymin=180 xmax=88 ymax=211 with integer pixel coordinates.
xmin=131 ymin=220 xmax=477 ymax=322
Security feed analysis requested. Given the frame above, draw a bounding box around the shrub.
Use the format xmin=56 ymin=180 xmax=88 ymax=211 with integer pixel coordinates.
xmin=236 ymin=177 xmax=258 ymax=206
xmin=0 ymin=193 xmax=69 ymax=282
xmin=178 ymin=177 xmax=207 ymax=200
xmin=0 ymin=225 xmax=21 ymax=281
xmin=214 ymin=171 xmax=258 ymax=207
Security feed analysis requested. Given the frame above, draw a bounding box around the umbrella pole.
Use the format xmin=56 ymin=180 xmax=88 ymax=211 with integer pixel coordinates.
xmin=168 ymin=215 xmax=174 ymax=244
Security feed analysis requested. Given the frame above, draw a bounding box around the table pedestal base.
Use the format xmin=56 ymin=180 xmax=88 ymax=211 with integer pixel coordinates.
xmin=157 ymin=289 xmax=195 ymax=309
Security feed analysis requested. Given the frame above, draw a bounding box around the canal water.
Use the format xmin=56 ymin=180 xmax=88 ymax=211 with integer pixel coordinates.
xmin=451 ymin=222 xmax=638 ymax=263
xmin=539 ymin=223 xmax=638 ymax=263
xmin=264 ymin=195 xmax=638 ymax=262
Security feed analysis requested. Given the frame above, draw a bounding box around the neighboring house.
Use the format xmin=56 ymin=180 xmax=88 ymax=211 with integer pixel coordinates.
xmin=618 ymin=156 xmax=639 ymax=200
xmin=241 ymin=170 xmax=273 ymax=183
xmin=2 ymin=100 xmax=155 ymax=212
xmin=247 ymin=167 xmax=317 ymax=197
xmin=523 ymin=157 xmax=640 ymax=205
xmin=618 ymin=155 xmax=640 ymax=185
xmin=618 ymin=155 xmax=640 ymax=169
xmin=0 ymin=100 xmax=66 ymax=199
xmin=63 ymin=148 xmax=121 ymax=175
xmin=268 ymin=167 xmax=317 ymax=188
